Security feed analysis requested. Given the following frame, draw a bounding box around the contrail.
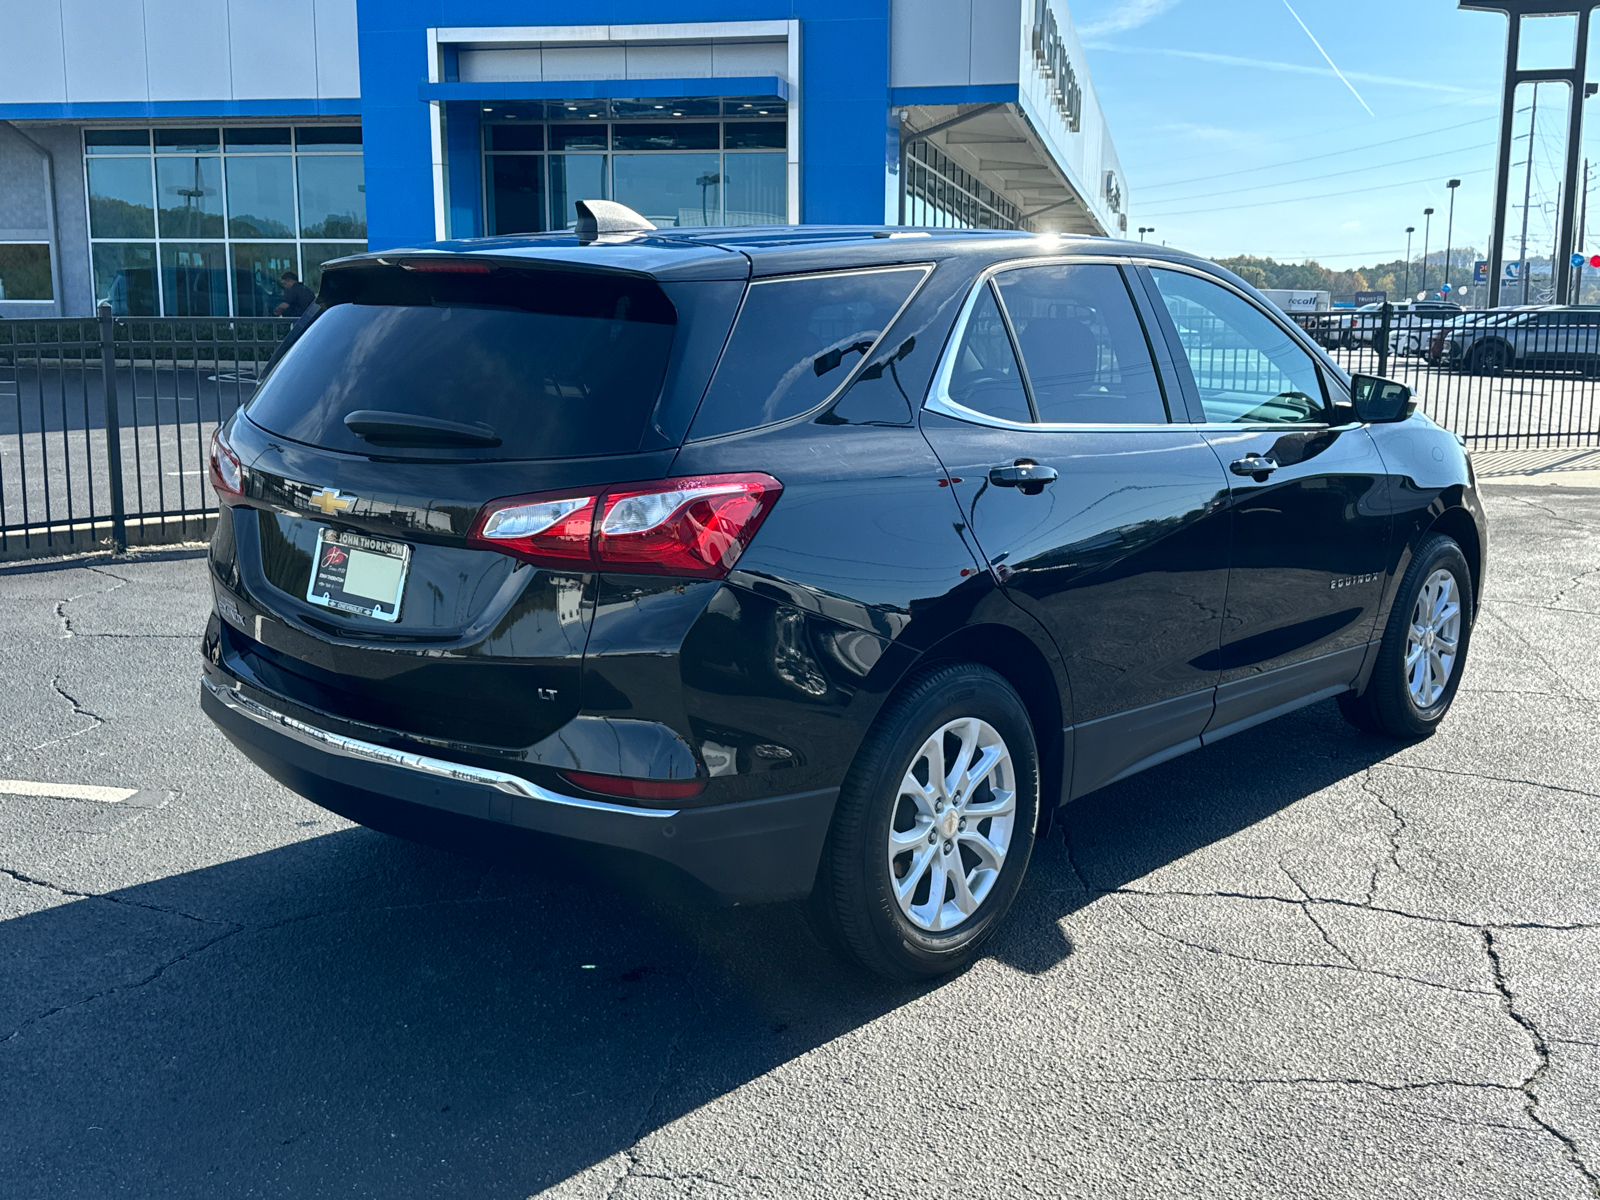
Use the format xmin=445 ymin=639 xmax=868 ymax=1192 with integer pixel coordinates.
xmin=1282 ymin=0 xmax=1375 ymax=116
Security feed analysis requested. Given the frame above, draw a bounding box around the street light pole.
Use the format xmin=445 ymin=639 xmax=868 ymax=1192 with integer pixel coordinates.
xmin=1444 ymin=179 xmax=1461 ymax=292
xmin=1404 ymin=226 xmax=1415 ymax=295
xmin=1138 ymin=226 xmax=1154 ymax=241
xmin=1421 ymin=207 xmax=1435 ymax=295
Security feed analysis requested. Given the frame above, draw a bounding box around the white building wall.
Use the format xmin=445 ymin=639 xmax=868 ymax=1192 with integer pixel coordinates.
xmin=0 ymin=0 xmax=361 ymax=105
xmin=889 ymin=0 xmax=1022 ymax=89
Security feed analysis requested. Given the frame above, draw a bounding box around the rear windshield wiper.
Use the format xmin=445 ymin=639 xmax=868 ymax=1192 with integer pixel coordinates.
xmin=343 ymin=410 xmax=502 ymax=448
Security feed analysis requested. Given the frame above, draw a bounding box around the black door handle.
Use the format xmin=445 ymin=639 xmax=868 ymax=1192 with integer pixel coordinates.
xmin=990 ymin=460 xmax=1058 ymax=494
xmin=1229 ymin=455 xmax=1280 ymax=481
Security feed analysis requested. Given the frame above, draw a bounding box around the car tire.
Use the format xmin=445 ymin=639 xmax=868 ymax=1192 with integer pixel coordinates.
xmin=809 ymin=663 xmax=1040 ymax=981
xmin=1339 ymin=534 xmax=1475 ymax=740
xmin=1469 ymin=342 xmax=1510 ymax=375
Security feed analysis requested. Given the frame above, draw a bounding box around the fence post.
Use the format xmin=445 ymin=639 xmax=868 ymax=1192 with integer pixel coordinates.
xmin=97 ymin=303 xmax=128 ymax=554
xmin=1376 ymin=302 xmax=1392 ymax=377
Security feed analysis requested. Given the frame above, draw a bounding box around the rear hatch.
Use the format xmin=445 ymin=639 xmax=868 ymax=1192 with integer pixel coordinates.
xmin=214 ymin=247 xmax=746 ymax=752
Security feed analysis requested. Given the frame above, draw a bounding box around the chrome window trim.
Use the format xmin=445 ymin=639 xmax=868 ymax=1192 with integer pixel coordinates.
xmin=202 ymin=676 xmax=680 ymax=818
xmin=924 ymin=254 xmax=1186 ymax=433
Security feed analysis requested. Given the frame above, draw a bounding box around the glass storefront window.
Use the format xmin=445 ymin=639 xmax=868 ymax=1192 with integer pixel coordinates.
xmin=724 ymin=153 xmax=786 ymax=225
xmin=297 ymin=155 xmax=366 ymax=238
xmin=612 ymin=123 xmax=719 ymax=151
xmin=226 ymin=156 xmax=296 ymax=238
xmin=549 ymin=124 xmax=608 ymax=151
xmin=0 ymin=244 xmax=54 ymax=302
xmin=160 ymin=242 xmax=228 ymax=316
xmin=93 ymin=244 xmax=158 ymax=315
xmin=88 ymin=157 xmax=155 ymax=238
xmin=613 ymin=153 xmax=722 ymax=227
xmin=85 ymin=125 xmax=365 ymax=316
xmin=486 ymin=156 xmax=547 ymax=235
xmin=231 ymin=243 xmax=298 ymax=317
xmin=549 ymin=155 xmax=607 ymax=230
xmin=155 ymin=156 xmax=224 ymax=238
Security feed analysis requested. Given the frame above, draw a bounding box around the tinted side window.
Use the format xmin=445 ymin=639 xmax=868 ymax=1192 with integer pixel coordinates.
xmin=944 ymin=282 xmax=1033 ymax=424
xmin=994 ymin=264 xmax=1168 ymax=424
xmin=1151 ymin=268 xmax=1326 ymax=425
xmin=689 ymin=267 xmax=927 ymax=439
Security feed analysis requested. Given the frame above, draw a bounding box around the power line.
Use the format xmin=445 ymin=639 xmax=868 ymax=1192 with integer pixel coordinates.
xmin=1139 ymin=114 xmax=1501 ymax=190
xmin=1139 ymin=140 xmax=1494 ymax=211
xmin=1144 ymin=164 xmax=1494 ymax=220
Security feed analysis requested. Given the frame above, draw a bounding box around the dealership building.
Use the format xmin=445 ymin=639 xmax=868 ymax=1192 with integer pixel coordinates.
xmin=0 ymin=0 xmax=1126 ymax=319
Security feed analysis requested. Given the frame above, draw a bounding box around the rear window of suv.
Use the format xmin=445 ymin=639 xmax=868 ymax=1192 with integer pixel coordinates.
xmin=688 ymin=266 xmax=929 ymax=439
xmin=245 ymin=263 xmax=677 ymax=459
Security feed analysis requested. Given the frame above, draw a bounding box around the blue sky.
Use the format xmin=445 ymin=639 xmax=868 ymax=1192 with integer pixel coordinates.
xmin=1073 ymin=0 xmax=1600 ymax=270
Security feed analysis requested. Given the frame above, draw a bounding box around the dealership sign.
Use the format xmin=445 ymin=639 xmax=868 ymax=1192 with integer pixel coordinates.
xmin=1032 ymin=2 xmax=1083 ymax=133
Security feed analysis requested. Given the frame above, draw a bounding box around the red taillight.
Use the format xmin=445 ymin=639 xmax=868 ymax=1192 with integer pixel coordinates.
xmin=209 ymin=427 xmax=244 ymax=497
xmin=561 ymin=770 xmax=706 ymax=802
xmin=467 ymin=473 xmax=782 ymax=578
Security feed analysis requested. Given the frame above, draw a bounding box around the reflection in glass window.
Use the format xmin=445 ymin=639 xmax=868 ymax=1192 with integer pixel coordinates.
xmin=160 ymin=243 xmax=229 ymax=316
xmin=548 ymin=155 xmax=606 ymax=230
xmin=226 ymin=156 xmax=296 ymax=237
xmin=612 ymin=123 xmax=719 ymax=151
xmin=296 ymin=126 xmax=362 ymax=150
xmin=231 ymin=243 xmax=298 ymax=317
xmin=1151 ymin=269 xmax=1326 ymax=425
xmin=945 ymin=284 xmax=1033 ymax=424
xmin=93 ymin=244 xmax=158 ymax=315
xmin=613 ymin=153 xmax=721 ymax=227
xmin=995 ymin=265 xmax=1169 ymax=424
xmin=297 ymin=155 xmax=366 ymax=238
xmin=155 ymin=156 xmax=224 ymax=238
xmin=690 ymin=267 xmax=927 ymax=438
xmin=487 ymin=156 xmax=547 ymax=235
xmin=225 ymin=127 xmax=291 ymax=149
xmin=0 ymin=244 xmax=54 ymax=302
xmin=724 ymin=122 xmax=786 ymax=150
xmin=85 ymin=129 xmax=151 ymax=154
xmin=88 ymin=158 xmax=155 ymax=238
xmin=723 ymin=153 xmax=786 ymax=225
xmin=155 ymin=128 xmax=219 ymax=153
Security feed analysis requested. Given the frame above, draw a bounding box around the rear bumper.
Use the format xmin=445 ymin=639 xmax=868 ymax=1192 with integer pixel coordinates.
xmin=201 ymin=675 xmax=837 ymax=904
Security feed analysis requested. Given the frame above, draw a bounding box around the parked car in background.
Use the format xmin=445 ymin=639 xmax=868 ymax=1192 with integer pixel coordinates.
xmin=200 ymin=210 xmax=1486 ymax=980
xmin=1442 ymin=305 xmax=1600 ymax=374
xmin=1375 ymin=300 xmax=1464 ymax=353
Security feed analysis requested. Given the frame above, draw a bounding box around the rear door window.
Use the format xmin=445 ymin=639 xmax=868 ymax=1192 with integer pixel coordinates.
xmin=688 ymin=266 xmax=928 ymax=439
xmin=994 ymin=264 xmax=1169 ymax=424
xmin=245 ymin=264 xmax=677 ymax=459
xmin=944 ymin=282 xmax=1034 ymax=424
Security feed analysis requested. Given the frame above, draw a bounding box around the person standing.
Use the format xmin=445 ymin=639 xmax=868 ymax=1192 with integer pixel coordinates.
xmin=274 ymin=270 xmax=315 ymax=318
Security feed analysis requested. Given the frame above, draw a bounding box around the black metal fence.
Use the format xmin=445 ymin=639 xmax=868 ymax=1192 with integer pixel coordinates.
xmin=0 ymin=312 xmax=291 ymax=559
xmin=1290 ymin=304 xmax=1600 ymax=449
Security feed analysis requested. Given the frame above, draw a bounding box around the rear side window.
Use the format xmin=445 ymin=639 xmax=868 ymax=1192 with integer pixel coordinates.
xmin=245 ymin=265 xmax=676 ymax=459
xmin=944 ymin=283 xmax=1033 ymax=424
xmin=994 ymin=264 xmax=1169 ymax=424
xmin=688 ymin=266 xmax=927 ymax=439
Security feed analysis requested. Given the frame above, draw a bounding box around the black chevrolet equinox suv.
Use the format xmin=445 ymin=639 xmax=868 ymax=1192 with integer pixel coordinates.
xmin=202 ymin=207 xmax=1487 ymax=979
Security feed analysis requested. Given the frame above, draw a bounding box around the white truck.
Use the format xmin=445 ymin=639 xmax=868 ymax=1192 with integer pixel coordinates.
xmin=1260 ymin=289 xmax=1331 ymax=313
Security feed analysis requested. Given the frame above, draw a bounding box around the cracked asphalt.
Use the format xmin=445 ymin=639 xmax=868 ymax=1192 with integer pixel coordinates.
xmin=1 ymin=485 xmax=1597 ymax=1199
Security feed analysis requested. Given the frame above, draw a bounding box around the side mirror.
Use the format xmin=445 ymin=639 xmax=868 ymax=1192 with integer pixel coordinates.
xmin=1349 ymin=374 xmax=1416 ymax=423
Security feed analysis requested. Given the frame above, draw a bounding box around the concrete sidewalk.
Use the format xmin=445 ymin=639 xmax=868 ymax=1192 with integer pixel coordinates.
xmin=1474 ymin=446 xmax=1600 ymax=487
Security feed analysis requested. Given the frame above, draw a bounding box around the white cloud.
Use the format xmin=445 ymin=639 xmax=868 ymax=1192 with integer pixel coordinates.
xmin=1341 ymin=220 xmax=1361 ymax=230
xmin=1082 ymin=42 xmax=1496 ymax=99
xmin=1077 ymin=0 xmax=1182 ymax=38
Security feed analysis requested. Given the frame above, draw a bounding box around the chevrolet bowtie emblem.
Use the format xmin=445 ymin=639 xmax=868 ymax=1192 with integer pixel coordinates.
xmin=309 ymin=487 xmax=354 ymax=515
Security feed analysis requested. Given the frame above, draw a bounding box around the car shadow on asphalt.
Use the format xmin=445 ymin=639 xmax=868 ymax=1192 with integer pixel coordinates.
xmin=0 ymin=699 xmax=1407 ymax=1198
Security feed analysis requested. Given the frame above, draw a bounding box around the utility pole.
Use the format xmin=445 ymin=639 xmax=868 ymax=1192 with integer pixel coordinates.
xmin=1520 ymin=82 xmax=1538 ymax=305
xmin=1421 ymin=207 xmax=1435 ymax=295
xmin=1578 ymin=158 xmax=1590 ymax=303
xmin=1404 ymin=226 xmax=1415 ymax=296
xmin=1444 ymin=179 xmax=1461 ymax=292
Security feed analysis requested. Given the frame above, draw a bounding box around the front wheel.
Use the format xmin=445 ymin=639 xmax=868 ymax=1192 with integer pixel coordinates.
xmin=810 ymin=663 xmax=1040 ymax=981
xmin=1339 ymin=534 xmax=1474 ymax=739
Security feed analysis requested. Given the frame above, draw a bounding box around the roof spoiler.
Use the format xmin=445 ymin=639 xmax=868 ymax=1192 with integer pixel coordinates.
xmin=575 ymin=199 xmax=657 ymax=243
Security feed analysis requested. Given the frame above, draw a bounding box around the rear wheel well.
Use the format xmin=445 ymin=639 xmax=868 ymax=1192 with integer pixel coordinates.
xmin=913 ymin=624 xmax=1066 ymax=831
xmin=1426 ymin=507 xmax=1482 ymax=611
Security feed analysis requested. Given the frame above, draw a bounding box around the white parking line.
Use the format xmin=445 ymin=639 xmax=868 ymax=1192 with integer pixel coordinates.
xmin=0 ymin=779 xmax=138 ymax=803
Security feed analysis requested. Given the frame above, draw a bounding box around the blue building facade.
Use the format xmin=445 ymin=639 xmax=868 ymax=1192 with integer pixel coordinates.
xmin=0 ymin=0 xmax=1124 ymax=317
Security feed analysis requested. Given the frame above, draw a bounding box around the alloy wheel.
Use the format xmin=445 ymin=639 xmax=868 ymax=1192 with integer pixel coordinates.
xmin=886 ymin=717 xmax=1017 ymax=932
xmin=1406 ymin=568 xmax=1462 ymax=709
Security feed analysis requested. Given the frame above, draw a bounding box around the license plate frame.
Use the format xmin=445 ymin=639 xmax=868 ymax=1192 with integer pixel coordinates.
xmin=305 ymin=528 xmax=411 ymax=623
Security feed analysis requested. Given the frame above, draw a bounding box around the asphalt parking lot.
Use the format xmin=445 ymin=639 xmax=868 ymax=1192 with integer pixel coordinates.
xmin=1 ymin=484 xmax=1596 ymax=1199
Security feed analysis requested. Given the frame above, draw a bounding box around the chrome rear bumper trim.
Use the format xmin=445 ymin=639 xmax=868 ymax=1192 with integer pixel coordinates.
xmin=202 ymin=676 xmax=679 ymax=819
